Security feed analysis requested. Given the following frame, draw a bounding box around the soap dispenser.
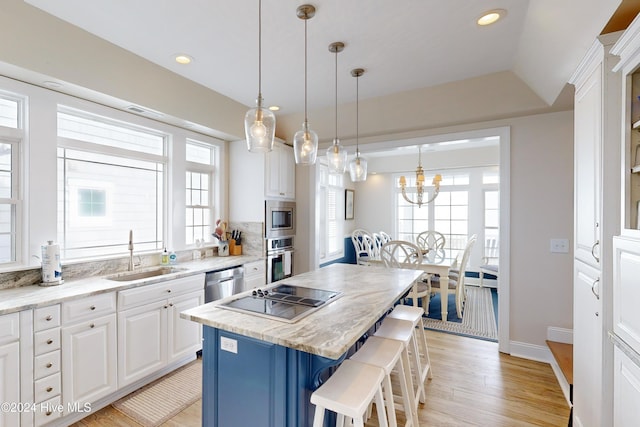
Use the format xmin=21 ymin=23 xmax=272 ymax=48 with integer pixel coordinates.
xmin=169 ymin=250 xmax=177 ymax=265
xmin=161 ymin=248 xmax=169 ymax=265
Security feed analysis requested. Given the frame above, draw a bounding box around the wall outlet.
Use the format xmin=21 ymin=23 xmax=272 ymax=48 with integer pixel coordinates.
xmin=220 ymin=336 xmax=237 ymax=354
xmin=550 ymin=238 xmax=569 ymax=254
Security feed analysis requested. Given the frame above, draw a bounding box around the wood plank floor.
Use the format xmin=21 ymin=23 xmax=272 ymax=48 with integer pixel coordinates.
xmin=72 ymin=330 xmax=570 ymax=427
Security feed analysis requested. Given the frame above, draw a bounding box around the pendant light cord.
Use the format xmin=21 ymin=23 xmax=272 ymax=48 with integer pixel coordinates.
xmin=304 ymin=17 xmax=308 ymax=129
xmin=356 ymin=73 xmax=359 ymax=157
xmin=334 ymin=49 xmax=338 ymax=142
xmin=258 ymin=0 xmax=262 ymax=99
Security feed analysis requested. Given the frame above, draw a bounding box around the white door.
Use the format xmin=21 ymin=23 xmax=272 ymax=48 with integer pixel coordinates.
xmin=168 ymin=291 xmax=203 ymax=363
xmin=118 ymin=300 xmax=167 ymax=387
xmin=62 ymin=313 xmax=117 ymax=406
xmin=0 ymin=341 xmax=20 ymax=426
xmin=573 ymin=260 xmax=602 ymax=427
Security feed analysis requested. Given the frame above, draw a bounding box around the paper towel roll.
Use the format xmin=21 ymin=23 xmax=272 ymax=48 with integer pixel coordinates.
xmin=41 ymin=241 xmax=62 ymax=285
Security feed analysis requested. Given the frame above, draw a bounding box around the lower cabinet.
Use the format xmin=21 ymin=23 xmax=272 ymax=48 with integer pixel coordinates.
xmin=614 ymin=346 xmax=640 ymax=426
xmin=61 ymin=313 xmax=117 ymax=406
xmin=117 ymin=275 xmax=204 ymax=388
xmin=0 ymin=340 xmax=20 ymax=427
xmin=243 ymin=260 xmax=266 ymax=292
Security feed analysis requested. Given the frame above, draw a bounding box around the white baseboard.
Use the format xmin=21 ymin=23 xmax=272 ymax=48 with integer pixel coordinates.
xmin=549 ymin=354 xmax=572 ymax=406
xmin=547 ymin=327 xmax=573 ymax=344
xmin=509 ymin=340 xmax=552 ymax=363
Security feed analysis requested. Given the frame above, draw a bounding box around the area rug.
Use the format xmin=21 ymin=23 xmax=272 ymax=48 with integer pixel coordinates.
xmin=112 ymin=360 xmax=201 ymax=426
xmin=423 ymin=286 xmax=498 ymax=342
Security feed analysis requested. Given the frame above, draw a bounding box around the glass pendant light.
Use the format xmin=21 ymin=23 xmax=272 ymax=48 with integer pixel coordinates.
xmin=349 ymin=68 xmax=368 ymax=182
xmin=244 ymin=0 xmax=276 ymax=152
xmin=326 ymin=42 xmax=348 ymax=174
xmin=293 ymin=4 xmax=318 ymax=165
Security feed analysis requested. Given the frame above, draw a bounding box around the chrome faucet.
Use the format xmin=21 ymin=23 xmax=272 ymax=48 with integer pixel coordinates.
xmin=128 ymin=229 xmax=134 ymax=271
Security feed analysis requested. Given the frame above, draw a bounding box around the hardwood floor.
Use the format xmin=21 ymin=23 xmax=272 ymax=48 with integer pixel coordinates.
xmin=72 ymin=330 xmax=570 ymax=427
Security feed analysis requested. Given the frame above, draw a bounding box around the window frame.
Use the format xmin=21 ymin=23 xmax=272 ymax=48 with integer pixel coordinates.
xmin=185 ymin=139 xmax=216 ymax=246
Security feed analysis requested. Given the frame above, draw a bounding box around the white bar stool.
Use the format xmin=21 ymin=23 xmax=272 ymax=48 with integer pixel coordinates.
xmin=311 ymin=359 xmax=388 ymax=427
xmin=387 ymin=305 xmax=433 ymax=388
xmin=350 ymin=336 xmax=419 ymax=427
xmin=374 ymin=317 xmax=426 ymax=411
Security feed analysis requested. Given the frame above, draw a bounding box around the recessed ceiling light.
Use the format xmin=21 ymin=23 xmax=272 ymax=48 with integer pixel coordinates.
xmin=477 ymin=9 xmax=506 ymax=26
xmin=268 ymin=105 xmax=280 ymax=111
xmin=174 ymin=54 xmax=193 ymax=65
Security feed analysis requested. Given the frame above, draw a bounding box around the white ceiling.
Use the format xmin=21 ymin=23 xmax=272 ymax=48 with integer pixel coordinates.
xmin=23 ymin=0 xmax=622 ymax=116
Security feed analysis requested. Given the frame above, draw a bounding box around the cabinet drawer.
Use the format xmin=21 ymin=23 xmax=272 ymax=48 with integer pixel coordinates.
xmin=244 ymin=260 xmax=266 ymax=276
xmin=0 ymin=312 xmax=19 ymax=345
xmin=34 ymin=371 xmax=61 ymax=403
xmin=34 ymin=305 xmax=61 ymax=331
xmin=118 ymin=274 xmax=204 ymax=310
xmin=62 ymin=292 xmax=116 ymax=324
xmin=35 ymin=349 xmax=60 ymax=380
xmin=34 ymin=395 xmax=62 ymax=427
xmin=35 ymin=328 xmax=61 ymax=355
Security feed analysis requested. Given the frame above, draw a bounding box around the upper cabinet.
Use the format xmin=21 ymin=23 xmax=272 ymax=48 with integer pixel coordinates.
xmin=265 ymin=141 xmax=295 ymax=200
xmin=230 ymin=139 xmax=296 ymax=223
xmin=612 ymin=16 xmax=640 ymax=236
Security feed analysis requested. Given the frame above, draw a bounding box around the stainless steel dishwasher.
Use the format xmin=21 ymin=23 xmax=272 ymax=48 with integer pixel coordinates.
xmin=205 ymin=266 xmax=244 ymax=302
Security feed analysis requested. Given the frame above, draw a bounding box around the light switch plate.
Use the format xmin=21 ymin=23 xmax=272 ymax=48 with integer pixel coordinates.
xmin=550 ymin=238 xmax=569 ymax=254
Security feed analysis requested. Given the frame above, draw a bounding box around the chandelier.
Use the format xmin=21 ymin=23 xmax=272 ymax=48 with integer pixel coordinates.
xmin=399 ymin=146 xmax=442 ymax=207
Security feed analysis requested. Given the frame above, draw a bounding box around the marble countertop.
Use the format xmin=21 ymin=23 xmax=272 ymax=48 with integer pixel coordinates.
xmin=0 ymin=255 xmax=262 ymax=315
xmin=181 ymin=263 xmax=422 ymax=360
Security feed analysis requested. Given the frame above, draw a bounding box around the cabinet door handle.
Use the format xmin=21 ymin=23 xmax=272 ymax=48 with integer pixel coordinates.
xmin=90 ymin=323 xmax=95 ymax=329
xmin=167 ymin=289 xmax=172 ymax=293
xmin=169 ymin=303 xmax=173 ymax=307
xmin=591 ymin=277 xmax=600 ymax=300
xmin=46 ymin=339 xmax=53 ymax=345
xmin=46 ymin=363 xmax=53 ymax=368
xmin=46 ymin=315 xmax=52 ymax=321
xmin=90 ymin=305 xmax=96 ymax=310
xmin=591 ymin=240 xmax=600 ymax=263
xmin=46 ymin=387 xmax=53 ymax=393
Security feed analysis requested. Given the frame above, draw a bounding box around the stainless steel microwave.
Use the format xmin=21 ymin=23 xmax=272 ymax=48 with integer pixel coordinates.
xmin=265 ymin=200 xmax=295 ymax=238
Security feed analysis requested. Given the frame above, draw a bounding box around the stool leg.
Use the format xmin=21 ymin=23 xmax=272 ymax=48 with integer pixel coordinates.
xmin=399 ymin=345 xmax=418 ymax=413
xmin=416 ymin=322 xmax=433 ymax=380
xmin=374 ymin=386 xmax=389 ymax=427
xmin=382 ymin=373 xmax=398 ymax=427
xmin=409 ymin=334 xmax=427 ymax=404
xmin=312 ymin=406 xmax=326 ymax=427
xmin=396 ymin=354 xmax=419 ymax=427
xmin=336 ymin=414 xmax=345 ymax=427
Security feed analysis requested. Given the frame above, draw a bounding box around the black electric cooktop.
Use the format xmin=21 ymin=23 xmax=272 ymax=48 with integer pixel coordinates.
xmin=217 ymin=284 xmax=341 ymax=323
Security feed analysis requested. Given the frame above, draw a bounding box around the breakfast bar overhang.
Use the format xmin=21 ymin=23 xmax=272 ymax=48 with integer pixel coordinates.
xmin=181 ymin=263 xmax=422 ymax=427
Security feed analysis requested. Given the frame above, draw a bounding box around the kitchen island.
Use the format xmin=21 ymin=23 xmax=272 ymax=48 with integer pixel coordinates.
xmin=181 ymin=263 xmax=422 ymax=427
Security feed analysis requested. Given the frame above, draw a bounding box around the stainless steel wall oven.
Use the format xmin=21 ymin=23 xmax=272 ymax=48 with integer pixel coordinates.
xmin=266 ymin=236 xmax=294 ymax=283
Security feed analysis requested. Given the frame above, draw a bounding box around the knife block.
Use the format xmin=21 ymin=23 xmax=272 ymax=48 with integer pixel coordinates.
xmin=230 ymin=239 xmax=242 ymax=256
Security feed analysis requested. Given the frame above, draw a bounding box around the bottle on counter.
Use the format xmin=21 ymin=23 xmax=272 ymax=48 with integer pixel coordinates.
xmin=169 ymin=250 xmax=177 ymax=265
xmin=161 ymin=248 xmax=169 ymax=265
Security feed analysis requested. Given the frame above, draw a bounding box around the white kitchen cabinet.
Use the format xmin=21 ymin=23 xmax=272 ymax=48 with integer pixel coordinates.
xmin=265 ymin=141 xmax=295 ymax=200
xmin=62 ymin=292 xmax=117 ymax=408
xmin=168 ymin=290 xmax=204 ymax=363
xmin=229 ymin=138 xmax=295 ymax=223
xmin=569 ymin=32 xmax=621 ymax=427
xmin=117 ymin=274 xmax=204 ymax=387
xmin=613 ymin=344 xmax=640 ymax=426
xmin=0 ymin=312 xmax=20 ymax=427
xmin=243 ymin=259 xmax=266 ymax=291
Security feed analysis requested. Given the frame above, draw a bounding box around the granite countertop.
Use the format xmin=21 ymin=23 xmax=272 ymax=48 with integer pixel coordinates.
xmin=0 ymin=255 xmax=263 ymax=315
xmin=181 ymin=263 xmax=423 ymax=360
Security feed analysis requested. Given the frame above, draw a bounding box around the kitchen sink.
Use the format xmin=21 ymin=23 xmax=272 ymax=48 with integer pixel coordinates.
xmin=106 ymin=266 xmax=188 ymax=282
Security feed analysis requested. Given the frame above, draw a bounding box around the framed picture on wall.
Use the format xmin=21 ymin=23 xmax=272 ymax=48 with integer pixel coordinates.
xmin=345 ymin=189 xmax=354 ymax=220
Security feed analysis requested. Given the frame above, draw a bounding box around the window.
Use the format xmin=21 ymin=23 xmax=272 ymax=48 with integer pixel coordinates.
xmin=318 ymin=164 xmax=344 ymax=263
xmin=394 ymin=168 xmax=495 ymax=264
xmin=0 ymin=92 xmax=24 ymax=264
xmin=483 ymin=169 xmax=500 ymax=264
xmin=57 ymin=107 xmax=167 ymax=259
xmin=185 ymin=140 xmax=215 ymax=245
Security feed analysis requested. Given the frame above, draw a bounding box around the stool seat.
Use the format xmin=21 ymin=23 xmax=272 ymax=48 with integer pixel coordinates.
xmin=374 ymin=318 xmax=414 ymax=343
xmin=311 ymin=359 xmax=388 ymax=427
xmin=387 ymin=305 xmax=423 ymax=323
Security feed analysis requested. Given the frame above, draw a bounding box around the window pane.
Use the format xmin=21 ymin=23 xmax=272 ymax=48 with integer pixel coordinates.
xmin=58 ymin=111 xmax=165 ymax=155
xmin=186 ymin=141 xmax=214 ymax=165
xmin=0 ymin=98 xmax=18 ymax=128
